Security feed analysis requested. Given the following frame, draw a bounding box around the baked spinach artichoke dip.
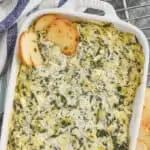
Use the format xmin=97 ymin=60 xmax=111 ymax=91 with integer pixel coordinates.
xmin=7 ymin=15 xmax=144 ymax=150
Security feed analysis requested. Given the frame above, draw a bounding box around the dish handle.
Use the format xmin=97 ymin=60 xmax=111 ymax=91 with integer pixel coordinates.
xmin=61 ymin=0 xmax=119 ymax=19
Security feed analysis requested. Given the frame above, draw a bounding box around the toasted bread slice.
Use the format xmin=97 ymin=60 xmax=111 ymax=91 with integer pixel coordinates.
xmin=141 ymin=106 xmax=150 ymax=131
xmin=19 ymin=31 xmax=33 ymax=66
xmin=19 ymin=31 xmax=42 ymax=66
xmin=137 ymin=134 xmax=150 ymax=150
xmin=140 ymin=89 xmax=150 ymax=131
xmin=47 ymin=19 xmax=79 ymax=55
xmin=136 ymin=140 xmax=147 ymax=150
xmin=137 ymin=89 xmax=150 ymax=150
xmin=34 ymin=15 xmax=57 ymax=31
xmin=143 ymin=88 xmax=150 ymax=109
xmin=30 ymin=46 xmax=43 ymax=66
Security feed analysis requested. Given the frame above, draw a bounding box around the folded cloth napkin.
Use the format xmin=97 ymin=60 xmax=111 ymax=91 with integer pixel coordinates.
xmin=0 ymin=0 xmax=67 ymax=113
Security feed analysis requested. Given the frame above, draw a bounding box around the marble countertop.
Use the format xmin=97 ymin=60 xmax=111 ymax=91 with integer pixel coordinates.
xmin=0 ymin=0 xmax=150 ymax=135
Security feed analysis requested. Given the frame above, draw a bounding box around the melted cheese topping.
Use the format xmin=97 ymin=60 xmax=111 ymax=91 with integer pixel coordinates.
xmin=7 ymin=22 xmax=144 ymax=150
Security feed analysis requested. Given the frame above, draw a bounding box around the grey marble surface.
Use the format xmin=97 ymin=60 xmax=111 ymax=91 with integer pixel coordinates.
xmin=0 ymin=0 xmax=150 ymax=135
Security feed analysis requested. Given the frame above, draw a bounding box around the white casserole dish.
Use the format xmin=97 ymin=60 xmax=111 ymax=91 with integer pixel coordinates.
xmin=0 ymin=0 xmax=149 ymax=150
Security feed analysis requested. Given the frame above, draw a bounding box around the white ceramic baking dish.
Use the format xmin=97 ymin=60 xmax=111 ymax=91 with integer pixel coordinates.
xmin=0 ymin=0 xmax=149 ymax=150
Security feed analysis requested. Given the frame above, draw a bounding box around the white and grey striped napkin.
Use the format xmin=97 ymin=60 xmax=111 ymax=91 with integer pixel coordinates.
xmin=0 ymin=0 xmax=68 ymax=114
